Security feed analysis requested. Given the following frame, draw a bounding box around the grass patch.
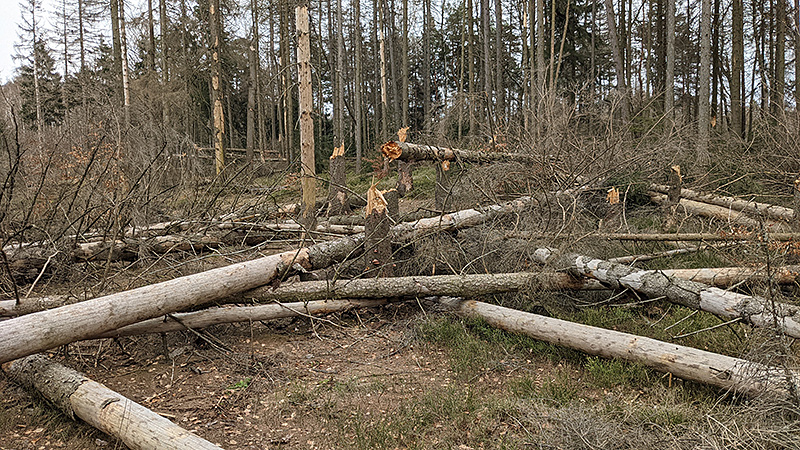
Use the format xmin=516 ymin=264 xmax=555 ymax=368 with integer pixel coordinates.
xmin=585 ymin=357 xmax=651 ymax=389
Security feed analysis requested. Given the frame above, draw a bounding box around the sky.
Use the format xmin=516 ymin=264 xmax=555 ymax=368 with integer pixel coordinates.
xmin=0 ymin=0 xmax=23 ymax=83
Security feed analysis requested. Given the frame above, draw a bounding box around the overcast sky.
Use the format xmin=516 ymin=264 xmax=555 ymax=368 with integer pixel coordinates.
xmin=0 ymin=1 xmax=23 ymax=83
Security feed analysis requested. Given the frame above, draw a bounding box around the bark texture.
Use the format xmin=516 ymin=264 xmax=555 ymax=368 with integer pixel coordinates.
xmin=382 ymin=141 xmax=540 ymax=166
xmin=5 ymin=355 xmax=222 ymax=450
xmin=440 ymin=298 xmax=800 ymax=398
xmin=651 ymin=184 xmax=795 ymax=222
xmin=534 ymin=248 xmax=800 ymax=339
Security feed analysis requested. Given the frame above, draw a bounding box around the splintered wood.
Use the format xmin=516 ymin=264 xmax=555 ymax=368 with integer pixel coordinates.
xmin=365 ymin=184 xmax=393 ymax=276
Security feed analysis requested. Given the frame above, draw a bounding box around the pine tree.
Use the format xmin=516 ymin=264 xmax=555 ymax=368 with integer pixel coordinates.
xmin=18 ymin=40 xmax=65 ymax=127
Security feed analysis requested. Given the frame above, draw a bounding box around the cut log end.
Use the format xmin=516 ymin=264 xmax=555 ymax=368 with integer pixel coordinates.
xmin=381 ymin=141 xmax=402 ymax=160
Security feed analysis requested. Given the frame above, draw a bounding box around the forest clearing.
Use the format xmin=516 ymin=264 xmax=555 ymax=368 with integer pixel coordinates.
xmin=1 ymin=0 xmax=800 ymax=447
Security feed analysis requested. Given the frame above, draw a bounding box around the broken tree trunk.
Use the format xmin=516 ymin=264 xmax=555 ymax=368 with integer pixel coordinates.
xmin=327 ymin=144 xmax=350 ymax=217
xmin=381 ymin=141 xmax=540 ymax=165
xmin=439 ymin=297 xmax=800 ymax=398
xmin=396 ymin=160 xmax=414 ymax=197
xmin=97 ymin=299 xmax=388 ymax=338
xmin=0 ymin=194 xmax=544 ymax=363
xmin=650 ymin=193 xmax=787 ymax=230
xmin=4 ymin=354 xmax=223 ymax=450
xmin=591 ymin=232 xmax=800 ymax=241
xmin=660 ymin=265 xmax=800 ymax=287
xmin=533 ymin=248 xmax=800 ymax=339
xmin=435 ymin=161 xmax=453 ymax=211
xmin=651 ymin=184 xmax=795 ymax=223
xmin=365 ymin=186 xmax=393 ymax=276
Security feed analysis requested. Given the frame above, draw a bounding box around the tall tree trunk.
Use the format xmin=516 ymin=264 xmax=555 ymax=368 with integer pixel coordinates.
xmin=482 ymin=0 xmax=492 ymax=129
xmin=159 ymin=0 xmax=169 ymax=124
xmin=495 ymin=0 xmax=504 ymax=123
xmin=665 ymin=0 xmax=675 ymax=119
xmin=697 ymin=0 xmax=711 ymax=160
xmin=119 ymin=0 xmax=131 ymax=126
xmin=147 ymin=0 xmax=156 ymax=73
xmin=604 ymin=0 xmax=630 ymax=120
xmin=711 ymin=0 xmax=720 ymax=119
xmin=795 ymin=0 xmax=800 ymax=108
xmin=772 ymin=0 xmax=785 ymax=115
xmin=468 ymin=0 xmax=476 ymax=134
xmin=297 ymin=0 xmax=316 ymax=231
xmin=378 ymin=1 xmax=389 ymax=139
xmin=246 ymin=0 xmax=258 ymax=164
xmin=731 ymin=0 xmax=744 ymax=136
xmin=335 ymin=0 xmax=345 ymax=148
xmin=536 ymin=0 xmax=545 ymax=97
xmin=423 ymin=0 xmax=432 ymax=129
xmin=110 ymin=0 xmax=121 ymax=100
xmin=354 ymin=0 xmax=364 ymax=172
xmin=401 ymin=0 xmax=409 ymax=128
xmin=209 ymin=0 xmax=226 ymax=175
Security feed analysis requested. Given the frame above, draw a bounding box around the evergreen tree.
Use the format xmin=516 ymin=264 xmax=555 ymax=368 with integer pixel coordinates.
xmin=18 ymin=40 xmax=65 ymax=127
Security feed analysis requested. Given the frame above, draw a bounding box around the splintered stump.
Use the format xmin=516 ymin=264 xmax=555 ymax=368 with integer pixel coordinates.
xmin=327 ymin=144 xmax=350 ymax=216
xmin=5 ymin=355 xmax=223 ymax=450
xmin=365 ymin=186 xmax=393 ymax=276
xmin=435 ymin=161 xmax=452 ymax=212
xmin=439 ymin=298 xmax=800 ymax=398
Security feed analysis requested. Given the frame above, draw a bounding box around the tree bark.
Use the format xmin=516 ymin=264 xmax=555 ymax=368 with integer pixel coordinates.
xmin=327 ymin=147 xmax=350 ymax=217
xmin=246 ymin=0 xmax=259 ymax=165
xmin=771 ymin=0 xmax=785 ymax=115
xmin=297 ymin=0 xmax=316 ymax=231
xmin=534 ymin=248 xmax=800 ymax=339
xmin=604 ymin=0 xmax=629 ymax=120
xmin=649 ymin=194 xmax=786 ymax=230
xmin=494 ymin=0 xmax=504 ymax=122
xmin=665 ymin=0 xmax=675 ymax=119
xmin=5 ymin=355 xmax=223 ymax=450
xmin=209 ymin=0 xmax=226 ymax=175
xmin=440 ymin=297 xmax=800 ymax=398
xmin=697 ymin=0 xmax=711 ymax=159
xmin=365 ymin=186 xmax=393 ymax=276
xmin=731 ymin=0 xmax=744 ymax=136
xmin=354 ymin=0 xmax=364 ymax=172
xmin=382 ymin=141 xmax=541 ymax=165
xmin=650 ymin=184 xmax=796 ymax=222
xmin=118 ymin=0 xmax=131 ymax=126
xmin=659 ymin=265 xmax=800 ymax=287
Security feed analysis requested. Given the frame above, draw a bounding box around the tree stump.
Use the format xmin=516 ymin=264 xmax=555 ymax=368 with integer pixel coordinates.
xmin=365 ymin=185 xmax=393 ymax=277
xmin=435 ymin=161 xmax=452 ymax=212
xmin=327 ymin=143 xmax=350 ymax=216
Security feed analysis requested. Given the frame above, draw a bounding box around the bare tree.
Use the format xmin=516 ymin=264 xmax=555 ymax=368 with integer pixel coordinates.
xmin=731 ymin=0 xmax=744 ymax=136
xmin=209 ymin=0 xmax=226 ymax=174
xmin=604 ymin=0 xmax=630 ymax=120
xmin=297 ymin=0 xmax=315 ymax=230
xmin=697 ymin=0 xmax=711 ymax=159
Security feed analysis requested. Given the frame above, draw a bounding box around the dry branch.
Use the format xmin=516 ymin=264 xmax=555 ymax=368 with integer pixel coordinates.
xmin=440 ymin=298 xmax=800 ymax=398
xmin=4 ymin=354 xmax=223 ymax=450
xmin=651 ymin=184 xmax=795 ymax=222
xmin=534 ymin=248 xmax=800 ymax=339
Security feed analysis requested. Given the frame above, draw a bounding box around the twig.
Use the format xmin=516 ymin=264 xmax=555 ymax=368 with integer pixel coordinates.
xmin=672 ymin=317 xmax=741 ymax=339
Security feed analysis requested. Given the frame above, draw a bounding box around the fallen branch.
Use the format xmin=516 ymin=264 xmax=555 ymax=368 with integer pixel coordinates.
xmin=439 ymin=297 xmax=800 ymax=398
xmin=660 ymin=266 xmax=800 ymax=287
xmin=4 ymin=354 xmax=223 ymax=450
xmin=381 ymin=141 xmax=540 ymax=165
xmin=534 ymin=248 xmax=800 ymax=339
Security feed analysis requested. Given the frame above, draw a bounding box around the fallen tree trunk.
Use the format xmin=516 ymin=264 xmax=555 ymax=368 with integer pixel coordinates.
xmin=660 ymin=266 xmax=800 ymax=287
xmin=0 ymin=194 xmax=546 ymax=363
xmin=97 ymin=299 xmax=389 ymax=338
xmin=592 ymin=232 xmax=800 ymax=241
xmin=439 ymin=297 xmax=800 ymax=398
xmin=650 ymin=193 xmax=787 ymax=230
xmin=651 ymin=184 xmax=795 ymax=222
xmin=534 ymin=248 xmax=800 ymax=339
xmin=4 ymin=354 xmax=223 ymax=450
xmin=381 ymin=141 xmax=540 ymax=165
xmin=607 ymin=245 xmax=703 ymax=264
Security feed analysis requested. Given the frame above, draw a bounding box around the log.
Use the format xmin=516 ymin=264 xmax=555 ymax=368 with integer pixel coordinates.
xmin=381 ymin=141 xmax=540 ymax=165
xmin=651 ymin=184 xmax=795 ymax=222
xmin=660 ymin=265 xmax=800 ymax=287
xmin=0 ymin=295 xmax=80 ymax=317
xmin=4 ymin=354 xmax=223 ymax=450
xmin=650 ymin=193 xmax=787 ymax=230
xmin=534 ymin=248 xmax=800 ymax=339
xmin=607 ymin=245 xmax=703 ymax=264
xmin=0 ymin=194 xmax=544 ymax=363
xmin=439 ymin=297 xmax=800 ymax=398
xmin=97 ymin=299 xmax=388 ymax=338
xmin=592 ymin=232 xmax=800 ymax=241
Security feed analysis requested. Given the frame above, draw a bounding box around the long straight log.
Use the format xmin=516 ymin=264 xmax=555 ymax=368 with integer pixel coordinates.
xmin=592 ymin=232 xmax=800 ymax=241
xmin=0 ymin=194 xmax=545 ymax=363
xmin=97 ymin=299 xmax=388 ymax=338
xmin=439 ymin=298 xmax=799 ymax=398
xmin=650 ymin=193 xmax=788 ymax=231
xmin=534 ymin=248 xmax=800 ymax=338
xmin=381 ymin=141 xmax=540 ymax=165
xmin=4 ymin=355 xmax=223 ymax=450
xmin=651 ymin=184 xmax=795 ymax=222
xmin=660 ymin=266 xmax=800 ymax=287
